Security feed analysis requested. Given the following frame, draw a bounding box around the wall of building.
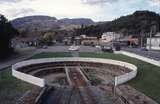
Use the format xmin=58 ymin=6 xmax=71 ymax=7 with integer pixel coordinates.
xmin=81 ymin=39 xmax=99 ymax=45
xmin=147 ymin=38 xmax=160 ymax=50
xmin=101 ymin=32 xmax=121 ymax=43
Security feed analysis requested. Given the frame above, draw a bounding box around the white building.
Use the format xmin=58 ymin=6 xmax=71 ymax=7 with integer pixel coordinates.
xmin=147 ymin=32 xmax=160 ymax=50
xmin=101 ymin=32 xmax=121 ymax=43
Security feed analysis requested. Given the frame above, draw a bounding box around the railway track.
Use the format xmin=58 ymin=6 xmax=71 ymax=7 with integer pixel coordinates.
xmin=68 ymin=67 xmax=99 ymax=104
xmin=41 ymin=66 xmax=97 ymax=104
xmin=79 ymin=87 xmax=98 ymax=104
xmin=68 ymin=67 xmax=87 ymax=87
xmin=34 ymin=65 xmax=109 ymax=104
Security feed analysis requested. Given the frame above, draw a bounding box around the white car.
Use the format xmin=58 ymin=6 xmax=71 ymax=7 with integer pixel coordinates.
xmin=69 ymin=45 xmax=80 ymax=51
xmin=95 ymin=45 xmax=101 ymax=49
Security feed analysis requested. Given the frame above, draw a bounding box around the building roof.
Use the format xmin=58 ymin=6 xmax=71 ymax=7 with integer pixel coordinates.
xmin=75 ymin=36 xmax=81 ymax=40
xmin=155 ymin=32 xmax=160 ymax=37
xmin=83 ymin=37 xmax=97 ymax=39
xmin=14 ymin=37 xmax=38 ymax=42
xmin=78 ymin=35 xmax=98 ymax=40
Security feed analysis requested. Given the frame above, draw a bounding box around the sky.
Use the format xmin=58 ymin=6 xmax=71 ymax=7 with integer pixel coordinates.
xmin=0 ymin=0 xmax=160 ymax=21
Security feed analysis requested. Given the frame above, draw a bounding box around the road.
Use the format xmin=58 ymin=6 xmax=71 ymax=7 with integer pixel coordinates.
xmin=0 ymin=45 xmax=100 ymax=70
xmin=122 ymin=48 xmax=160 ymax=61
xmin=0 ymin=47 xmax=39 ymax=70
xmin=39 ymin=46 xmax=100 ymax=53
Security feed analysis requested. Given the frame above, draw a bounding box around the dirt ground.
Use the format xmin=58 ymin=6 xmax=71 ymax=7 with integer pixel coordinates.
xmin=99 ymin=84 xmax=158 ymax=104
xmin=83 ymin=64 xmax=158 ymax=104
xmin=16 ymin=86 xmax=42 ymax=104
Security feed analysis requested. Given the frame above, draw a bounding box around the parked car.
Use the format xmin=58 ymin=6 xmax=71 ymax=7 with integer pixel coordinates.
xmin=101 ymin=46 xmax=113 ymax=53
xmin=95 ymin=45 xmax=101 ymax=49
xmin=141 ymin=47 xmax=148 ymax=51
xmin=42 ymin=45 xmax=48 ymax=49
xmin=114 ymin=45 xmax=121 ymax=51
xmin=68 ymin=45 xmax=80 ymax=51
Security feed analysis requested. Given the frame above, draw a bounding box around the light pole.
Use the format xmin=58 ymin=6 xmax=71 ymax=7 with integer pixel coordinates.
xmin=149 ymin=27 xmax=152 ymax=50
xmin=140 ymin=30 xmax=144 ymax=48
xmin=149 ymin=24 xmax=157 ymax=50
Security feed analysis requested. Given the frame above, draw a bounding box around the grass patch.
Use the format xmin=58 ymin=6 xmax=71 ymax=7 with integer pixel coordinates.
xmin=30 ymin=52 xmax=72 ymax=59
xmin=0 ymin=68 xmax=32 ymax=104
xmin=80 ymin=52 xmax=160 ymax=103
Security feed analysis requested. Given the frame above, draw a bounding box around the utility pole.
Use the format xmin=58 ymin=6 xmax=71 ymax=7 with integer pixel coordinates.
xmin=149 ymin=25 xmax=157 ymax=50
xmin=149 ymin=27 xmax=152 ymax=50
xmin=112 ymin=32 xmax=115 ymax=48
xmin=140 ymin=30 xmax=144 ymax=48
xmin=113 ymin=77 xmax=117 ymax=97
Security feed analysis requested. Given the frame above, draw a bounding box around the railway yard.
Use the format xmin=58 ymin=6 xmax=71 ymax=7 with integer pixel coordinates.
xmin=13 ymin=58 xmax=158 ymax=104
xmin=16 ymin=61 xmax=116 ymax=104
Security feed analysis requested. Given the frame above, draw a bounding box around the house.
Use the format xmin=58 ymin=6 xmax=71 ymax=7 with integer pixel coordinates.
xmin=146 ymin=32 xmax=160 ymax=50
xmin=74 ymin=36 xmax=81 ymax=45
xmin=12 ymin=37 xmax=39 ymax=48
xmin=118 ymin=35 xmax=139 ymax=47
xmin=100 ymin=32 xmax=121 ymax=43
xmin=80 ymin=35 xmax=99 ymax=46
xmin=63 ymin=37 xmax=72 ymax=45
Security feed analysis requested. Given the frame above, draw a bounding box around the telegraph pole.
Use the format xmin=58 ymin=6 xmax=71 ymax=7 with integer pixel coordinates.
xmin=149 ymin=27 xmax=152 ymax=50
xmin=140 ymin=30 xmax=144 ymax=48
xmin=149 ymin=24 xmax=157 ymax=50
xmin=112 ymin=32 xmax=115 ymax=48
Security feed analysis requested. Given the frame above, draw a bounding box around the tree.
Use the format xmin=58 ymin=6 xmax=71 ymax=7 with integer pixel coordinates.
xmin=119 ymin=28 xmax=128 ymax=36
xmin=0 ymin=15 xmax=18 ymax=59
xmin=74 ymin=11 xmax=160 ymax=38
xmin=39 ymin=32 xmax=54 ymax=45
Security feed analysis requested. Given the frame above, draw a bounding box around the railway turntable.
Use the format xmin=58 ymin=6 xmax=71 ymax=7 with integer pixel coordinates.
xmin=12 ymin=57 xmax=137 ymax=104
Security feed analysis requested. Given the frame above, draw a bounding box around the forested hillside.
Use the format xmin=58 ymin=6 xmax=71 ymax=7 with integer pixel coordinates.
xmin=75 ymin=11 xmax=160 ymax=37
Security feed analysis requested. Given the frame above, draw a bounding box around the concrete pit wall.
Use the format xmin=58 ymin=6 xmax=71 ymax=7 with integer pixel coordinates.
xmin=12 ymin=57 xmax=137 ymax=87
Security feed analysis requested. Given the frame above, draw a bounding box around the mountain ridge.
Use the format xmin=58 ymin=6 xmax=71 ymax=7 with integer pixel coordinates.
xmin=11 ymin=15 xmax=95 ymax=32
